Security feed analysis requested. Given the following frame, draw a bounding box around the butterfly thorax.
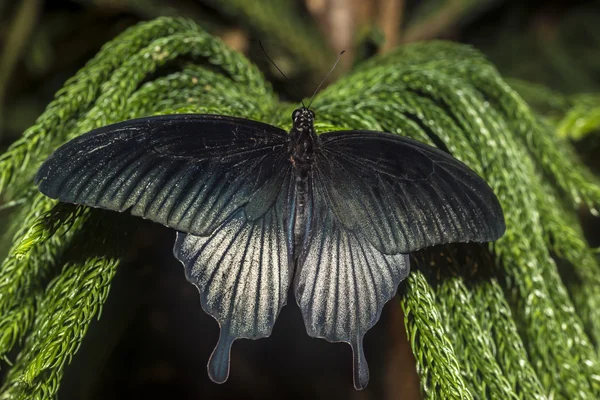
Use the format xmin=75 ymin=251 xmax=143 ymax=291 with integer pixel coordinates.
xmin=289 ymin=108 xmax=318 ymax=168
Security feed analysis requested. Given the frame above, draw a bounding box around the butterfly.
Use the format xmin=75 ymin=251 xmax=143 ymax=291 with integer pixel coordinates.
xmin=35 ymin=107 xmax=505 ymax=389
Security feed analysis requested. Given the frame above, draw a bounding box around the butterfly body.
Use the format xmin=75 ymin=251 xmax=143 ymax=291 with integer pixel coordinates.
xmin=36 ymin=108 xmax=505 ymax=390
xmin=288 ymin=107 xmax=318 ymax=257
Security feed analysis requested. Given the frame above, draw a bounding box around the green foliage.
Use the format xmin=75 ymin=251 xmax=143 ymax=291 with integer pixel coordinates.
xmin=508 ymin=79 xmax=600 ymax=141
xmin=0 ymin=17 xmax=599 ymax=399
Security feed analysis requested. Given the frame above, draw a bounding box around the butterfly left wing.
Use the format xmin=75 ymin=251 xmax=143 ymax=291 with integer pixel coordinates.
xmin=35 ymin=114 xmax=290 ymax=237
xmin=174 ymin=170 xmax=295 ymax=384
xmin=35 ymin=114 xmax=297 ymax=384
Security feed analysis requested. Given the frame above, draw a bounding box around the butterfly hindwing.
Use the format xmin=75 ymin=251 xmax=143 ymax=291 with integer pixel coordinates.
xmin=35 ymin=114 xmax=290 ymax=235
xmin=174 ymin=169 xmax=294 ymax=384
xmin=294 ymin=176 xmax=410 ymax=390
xmin=315 ymin=130 xmax=505 ymax=254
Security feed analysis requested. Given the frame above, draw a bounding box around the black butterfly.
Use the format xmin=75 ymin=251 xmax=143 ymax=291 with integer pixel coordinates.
xmin=35 ymin=107 xmax=505 ymax=389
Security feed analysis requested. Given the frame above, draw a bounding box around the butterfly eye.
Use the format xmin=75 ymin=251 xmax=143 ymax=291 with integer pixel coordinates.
xmin=309 ymin=110 xmax=315 ymax=119
xmin=292 ymin=109 xmax=301 ymax=121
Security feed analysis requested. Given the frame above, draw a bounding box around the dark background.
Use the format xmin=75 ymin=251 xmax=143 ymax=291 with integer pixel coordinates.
xmin=0 ymin=1 xmax=599 ymax=399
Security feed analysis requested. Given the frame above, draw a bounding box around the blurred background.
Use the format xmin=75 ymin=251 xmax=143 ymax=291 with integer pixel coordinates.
xmin=0 ymin=0 xmax=599 ymax=399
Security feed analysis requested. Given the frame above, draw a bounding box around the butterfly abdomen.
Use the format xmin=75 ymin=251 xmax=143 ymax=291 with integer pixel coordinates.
xmin=292 ymin=171 xmax=312 ymax=255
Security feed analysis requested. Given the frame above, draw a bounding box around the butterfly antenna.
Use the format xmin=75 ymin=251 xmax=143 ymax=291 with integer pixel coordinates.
xmin=307 ymin=50 xmax=345 ymax=109
xmin=259 ymin=41 xmax=306 ymax=107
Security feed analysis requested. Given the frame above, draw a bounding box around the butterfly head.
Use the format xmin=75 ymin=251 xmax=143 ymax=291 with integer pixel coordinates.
xmin=290 ymin=107 xmax=317 ymax=165
xmin=292 ymin=107 xmax=315 ymax=132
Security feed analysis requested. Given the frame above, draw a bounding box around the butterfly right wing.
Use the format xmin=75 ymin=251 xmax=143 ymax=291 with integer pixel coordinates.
xmin=294 ymin=129 xmax=504 ymax=390
xmin=35 ymin=114 xmax=290 ymax=235
xmin=293 ymin=176 xmax=410 ymax=390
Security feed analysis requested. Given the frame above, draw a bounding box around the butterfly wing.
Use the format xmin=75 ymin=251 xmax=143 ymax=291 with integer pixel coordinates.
xmin=313 ymin=130 xmax=505 ymax=254
xmin=37 ymin=114 xmax=296 ymax=384
xmin=295 ymin=130 xmax=505 ymax=389
xmin=294 ymin=178 xmax=409 ymax=389
xmin=35 ymin=114 xmax=290 ymax=235
xmin=174 ymin=171 xmax=294 ymax=384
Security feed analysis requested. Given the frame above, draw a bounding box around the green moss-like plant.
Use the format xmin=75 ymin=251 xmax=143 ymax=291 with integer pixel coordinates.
xmin=1 ymin=17 xmax=600 ymax=399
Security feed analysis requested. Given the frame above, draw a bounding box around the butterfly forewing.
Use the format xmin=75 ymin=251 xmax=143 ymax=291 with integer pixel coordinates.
xmin=35 ymin=114 xmax=290 ymax=235
xmin=314 ymin=130 xmax=505 ymax=255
